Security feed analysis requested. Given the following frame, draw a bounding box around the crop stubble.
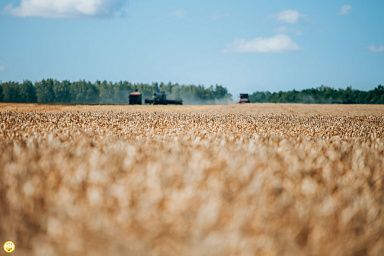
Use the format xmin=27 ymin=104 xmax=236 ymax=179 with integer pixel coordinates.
xmin=0 ymin=103 xmax=383 ymax=255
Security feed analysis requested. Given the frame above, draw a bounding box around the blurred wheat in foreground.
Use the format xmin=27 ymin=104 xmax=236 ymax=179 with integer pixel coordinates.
xmin=0 ymin=103 xmax=383 ymax=256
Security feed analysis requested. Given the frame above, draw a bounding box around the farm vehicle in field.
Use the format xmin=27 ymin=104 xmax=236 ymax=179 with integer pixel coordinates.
xmin=129 ymin=89 xmax=183 ymax=105
xmin=144 ymin=91 xmax=183 ymax=105
xmin=239 ymin=93 xmax=250 ymax=103
xmin=129 ymin=90 xmax=142 ymax=105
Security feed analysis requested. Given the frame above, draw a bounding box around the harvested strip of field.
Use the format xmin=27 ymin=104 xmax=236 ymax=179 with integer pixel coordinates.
xmin=0 ymin=104 xmax=383 ymax=256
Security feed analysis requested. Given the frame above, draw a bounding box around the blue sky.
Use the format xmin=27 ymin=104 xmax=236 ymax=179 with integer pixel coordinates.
xmin=0 ymin=0 xmax=384 ymax=95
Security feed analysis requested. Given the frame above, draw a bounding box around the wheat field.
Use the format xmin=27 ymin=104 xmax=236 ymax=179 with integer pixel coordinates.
xmin=0 ymin=103 xmax=383 ymax=256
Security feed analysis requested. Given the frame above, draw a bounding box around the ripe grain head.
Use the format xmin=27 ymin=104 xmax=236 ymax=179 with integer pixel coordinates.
xmin=0 ymin=103 xmax=383 ymax=255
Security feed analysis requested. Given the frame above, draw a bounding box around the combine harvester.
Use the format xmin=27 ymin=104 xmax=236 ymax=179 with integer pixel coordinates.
xmin=238 ymin=93 xmax=250 ymax=103
xmin=128 ymin=89 xmax=182 ymax=105
xmin=145 ymin=91 xmax=183 ymax=105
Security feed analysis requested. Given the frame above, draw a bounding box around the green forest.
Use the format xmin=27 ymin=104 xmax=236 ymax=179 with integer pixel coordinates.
xmin=0 ymin=79 xmax=231 ymax=104
xmin=249 ymin=85 xmax=384 ymax=104
xmin=0 ymin=80 xmax=383 ymax=104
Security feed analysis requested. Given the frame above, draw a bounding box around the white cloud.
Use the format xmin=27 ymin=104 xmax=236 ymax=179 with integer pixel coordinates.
xmin=225 ymin=34 xmax=299 ymax=53
xmin=369 ymin=45 xmax=384 ymax=53
xmin=172 ymin=9 xmax=186 ymax=18
xmin=276 ymin=9 xmax=300 ymax=24
xmin=339 ymin=5 xmax=352 ymax=16
xmin=5 ymin=0 xmax=128 ymax=18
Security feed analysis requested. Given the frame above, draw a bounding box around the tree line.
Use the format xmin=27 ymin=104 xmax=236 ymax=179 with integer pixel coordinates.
xmin=0 ymin=79 xmax=232 ymax=104
xmin=249 ymin=85 xmax=384 ymax=104
xmin=1 ymin=80 xmax=383 ymax=104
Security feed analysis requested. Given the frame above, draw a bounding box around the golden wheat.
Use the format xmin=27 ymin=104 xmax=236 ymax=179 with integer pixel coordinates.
xmin=0 ymin=103 xmax=383 ymax=256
